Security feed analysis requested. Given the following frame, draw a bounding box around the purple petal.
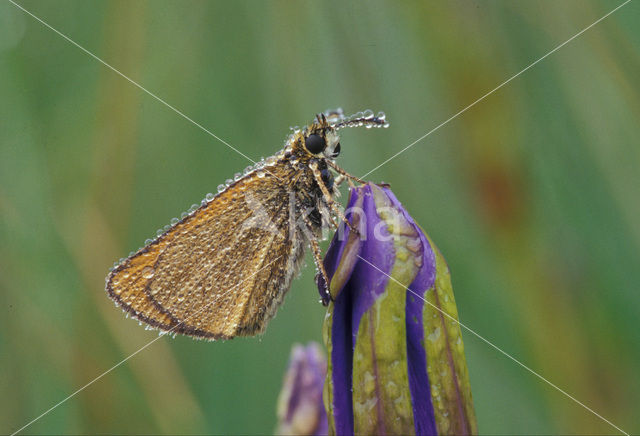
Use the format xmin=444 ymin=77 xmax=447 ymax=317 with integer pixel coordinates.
xmin=323 ymin=184 xmax=396 ymax=435
xmin=384 ymin=187 xmax=438 ymax=435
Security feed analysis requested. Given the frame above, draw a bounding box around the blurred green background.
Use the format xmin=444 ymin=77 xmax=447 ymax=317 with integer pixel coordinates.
xmin=1 ymin=0 xmax=639 ymax=434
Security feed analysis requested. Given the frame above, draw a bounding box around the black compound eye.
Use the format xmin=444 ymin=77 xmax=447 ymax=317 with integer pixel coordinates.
xmin=305 ymin=134 xmax=326 ymax=154
xmin=332 ymin=142 xmax=341 ymax=157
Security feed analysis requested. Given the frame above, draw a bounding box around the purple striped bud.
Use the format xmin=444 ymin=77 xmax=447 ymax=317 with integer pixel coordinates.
xmin=321 ymin=183 xmax=477 ymax=435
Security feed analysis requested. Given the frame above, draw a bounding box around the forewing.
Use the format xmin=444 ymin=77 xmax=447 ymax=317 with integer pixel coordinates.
xmin=106 ymin=168 xmax=298 ymax=339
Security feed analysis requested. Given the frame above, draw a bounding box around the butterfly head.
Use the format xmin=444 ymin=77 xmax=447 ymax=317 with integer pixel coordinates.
xmin=293 ymin=109 xmax=389 ymax=160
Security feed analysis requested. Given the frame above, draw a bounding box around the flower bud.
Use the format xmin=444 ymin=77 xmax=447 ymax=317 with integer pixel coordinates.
xmin=276 ymin=342 xmax=328 ymax=435
xmin=321 ymin=183 xmax=477 ymax=435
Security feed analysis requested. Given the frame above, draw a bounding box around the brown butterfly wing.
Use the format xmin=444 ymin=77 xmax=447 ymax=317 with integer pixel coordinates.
xmin=106 ymin=169 xmax=304 ymax=340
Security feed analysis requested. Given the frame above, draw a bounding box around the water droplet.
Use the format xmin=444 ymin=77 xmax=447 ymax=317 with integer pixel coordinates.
xmin=205 ymin=192 xmax=214 ymax=201
xmin=225 ymin=178 xmax=233 ymax=186
xmin=171 ymin=217 xmax=179 ymax=225
xmin=233 ymin=172 xmax=242 ymax=181
xmin=428 ymin=326 xmax=441 ymax=342
xmin=363 ymin=109 xmax=374 ymax=119
xmin=256 ymin=171 xmax=265 ymax=178
xmin=217 ymin=184 xmax=226 ymax=193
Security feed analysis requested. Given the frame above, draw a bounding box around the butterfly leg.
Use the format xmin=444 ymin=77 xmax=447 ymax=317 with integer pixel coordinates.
xmin=324 ymin=210 xmax=340 ymax=230
xmin=302 ymin=214 xmax=333 ymax=305
xmin=310 ymin=161 xmax=360 ymax=236
xmin=328 ymin=160 xmax=391 ymax=189
xmin=326 ymin=160 xmax=367 ymax=185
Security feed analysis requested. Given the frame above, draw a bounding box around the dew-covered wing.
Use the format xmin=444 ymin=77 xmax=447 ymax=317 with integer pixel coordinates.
xmin=106 ymin=168 xmax=302 ymax=339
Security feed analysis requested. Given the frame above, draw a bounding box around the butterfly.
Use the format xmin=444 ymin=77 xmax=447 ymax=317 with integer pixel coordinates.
xmin=105 ymin=109 xmax=388 ymax=340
